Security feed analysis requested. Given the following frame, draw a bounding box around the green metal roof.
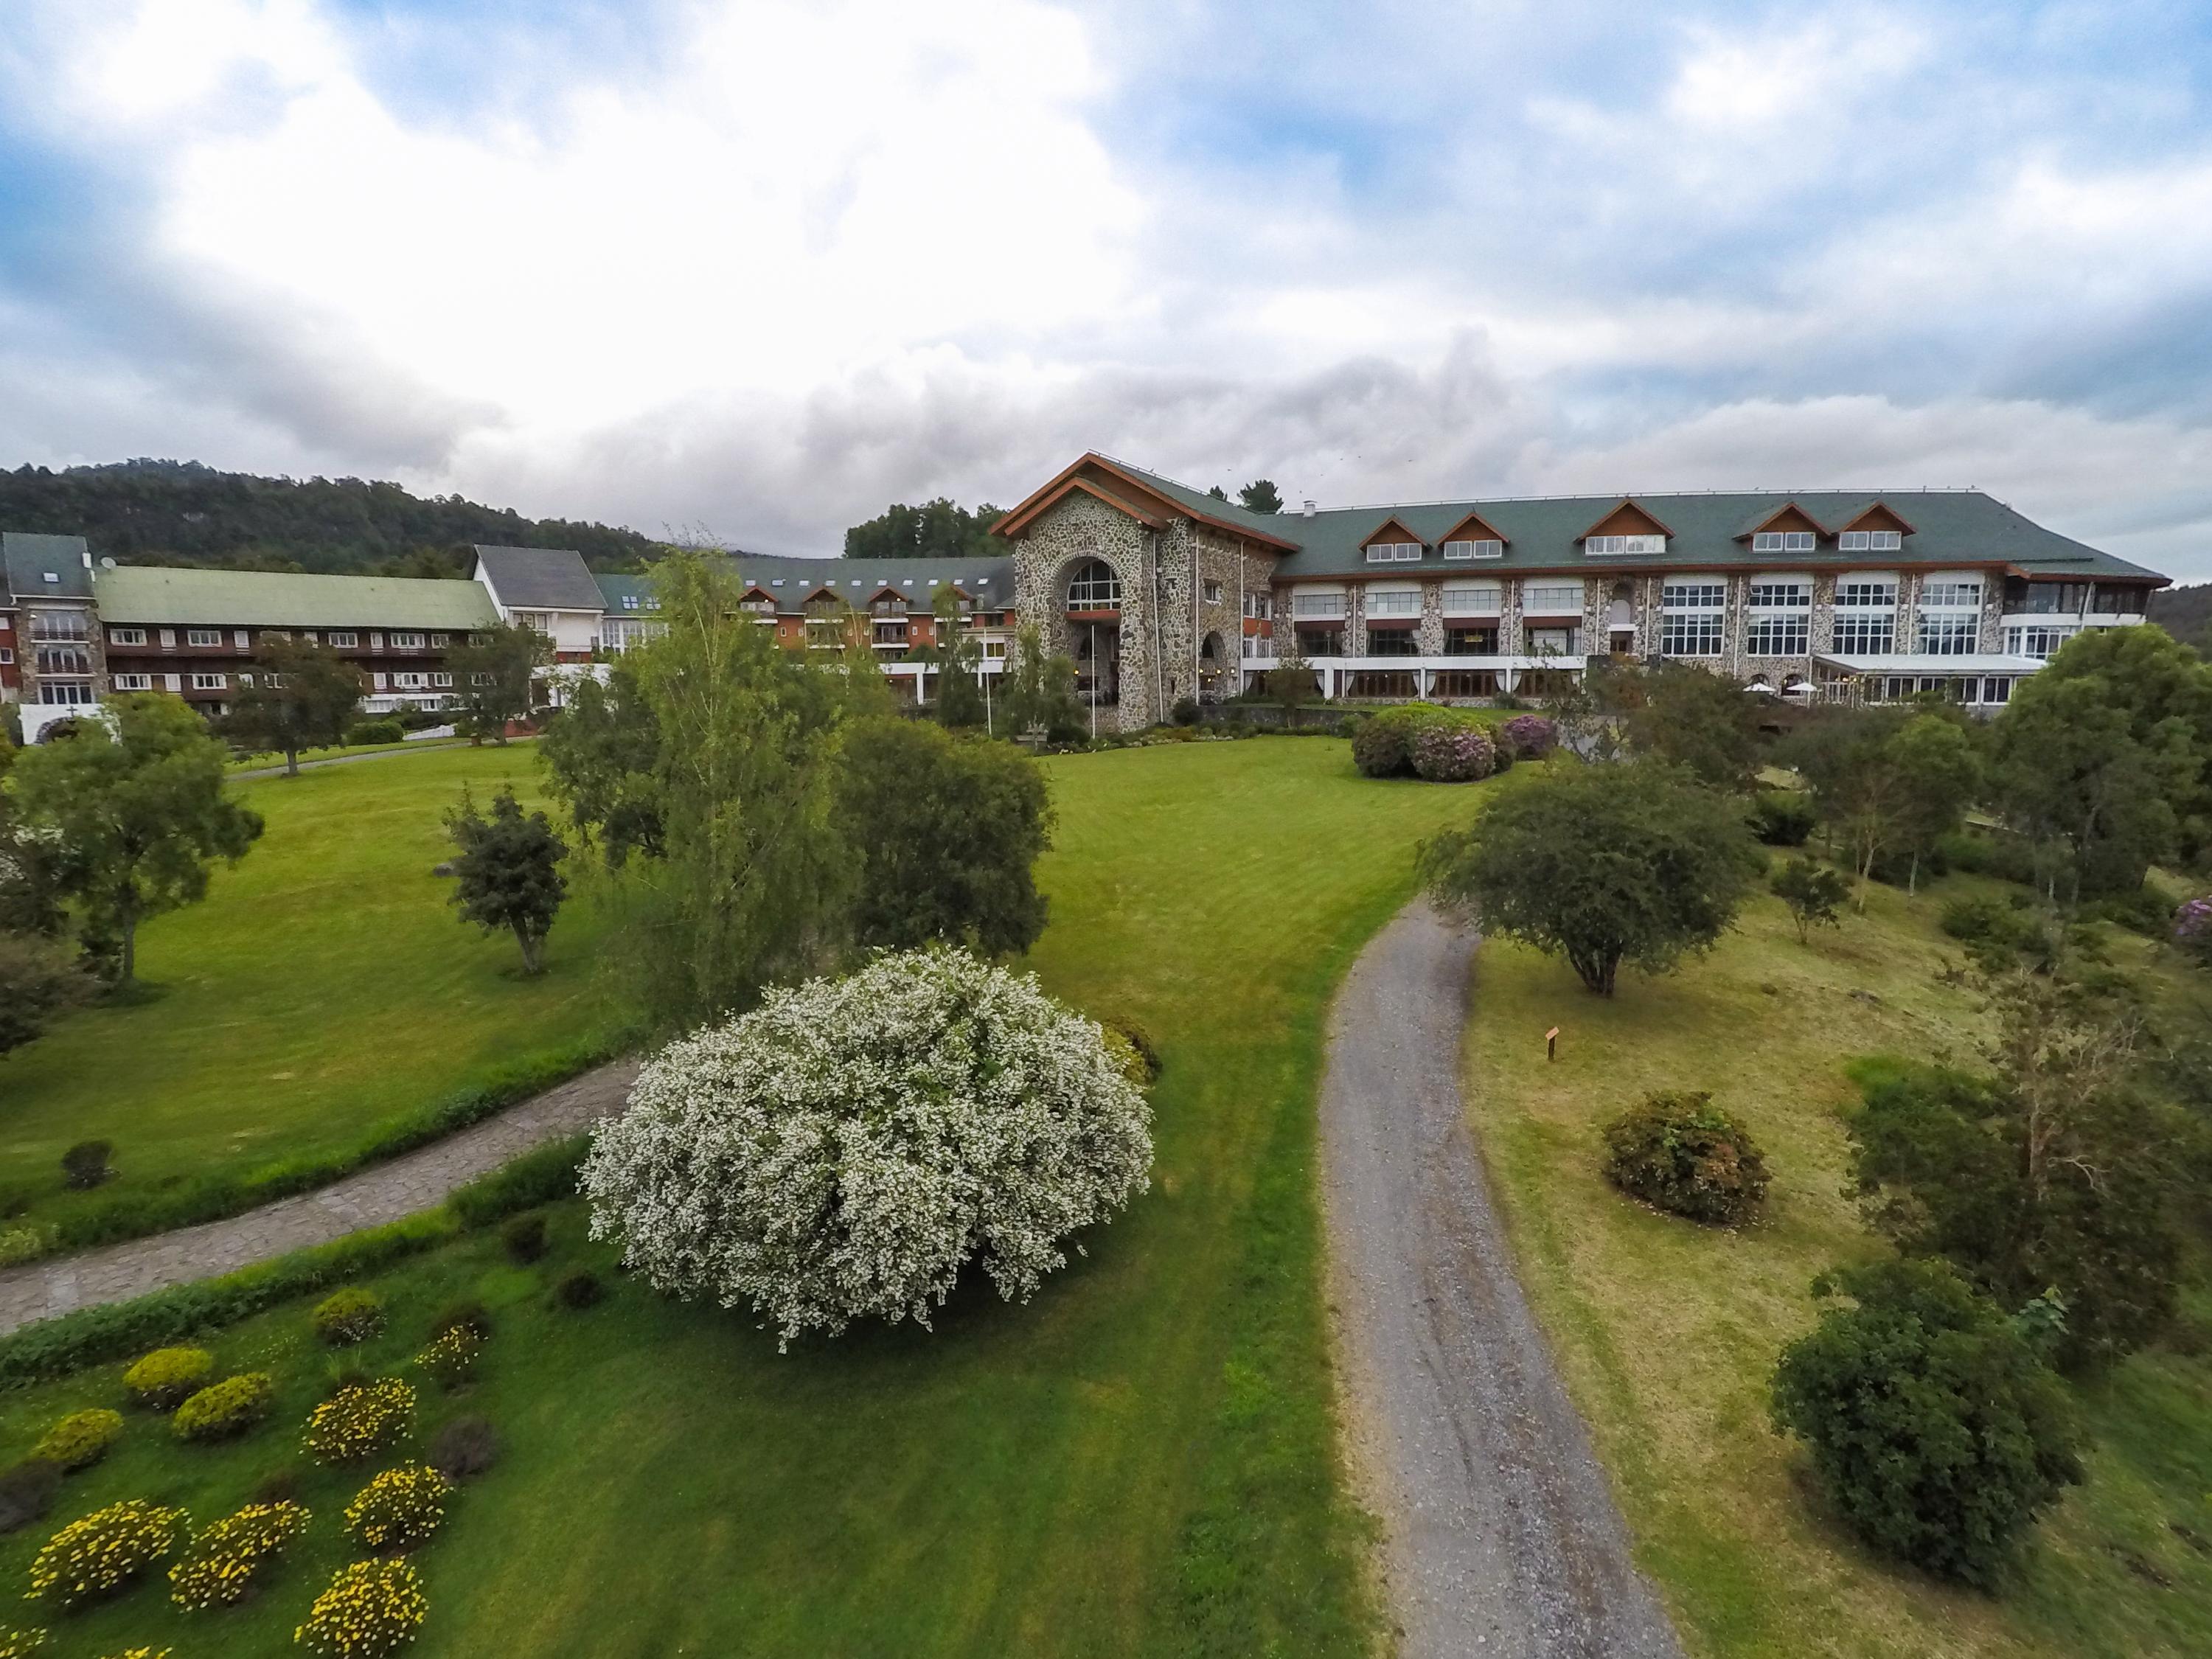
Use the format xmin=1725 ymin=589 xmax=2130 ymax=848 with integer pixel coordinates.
xmin=726 ymin=552 xmax=1016 ymax=612
xmin=92 ymin=565 xmax=501 ymax=628
xmin=1253 ymin=489 xmax=2163 ymax=583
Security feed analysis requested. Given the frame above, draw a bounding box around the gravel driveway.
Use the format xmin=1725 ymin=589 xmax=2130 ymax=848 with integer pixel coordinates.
xmin=1321 ymin=900 xmax=1682 ymax=1658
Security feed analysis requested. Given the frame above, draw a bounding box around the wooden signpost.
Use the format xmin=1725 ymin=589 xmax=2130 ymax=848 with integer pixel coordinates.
xmin=1545 ymin=1026 xmax=1560 ymax=1062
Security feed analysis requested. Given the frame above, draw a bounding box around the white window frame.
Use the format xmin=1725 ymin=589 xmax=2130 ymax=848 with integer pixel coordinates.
xmin=1658 ymin=580 xmax=1726 ymax=658
xmin=1363 ymin=540 xmax=1423 ymax=563
xmin=1203 ymin=580 xmax=1223 ymax=604
xmin=1523 ymin=580 xmax=1587 ymax=616
xmin=1442 ymin=538 xmax=1503 ymax=560
xmin=1291 ymin=593 xmax=1346 ymax=620
xmin=1839 ymin=529 xmax=1904 ymax=553
xmin=390 ymin=631 xmax=427 ymax=650
xmin=185 ymin=628 xmax=221 ymax=648
xmin=1585 ymin=533 xmax=1666 ymax=556
xmin=189 ymin=672 xmax=226 ymax=691
xmin=111 ymin=672 xmax=153 ymax=691
xmin=108 ymin=627 xmax=147 ymax=647
xmin=1919 ymin=578 xmax=1983 ymax=610
xmin=1440 ymin=582 xmax=1503 ymax=617
xmin=1363 ymin=588 xmax=1422 ymax=619
xmin=327 ymin=630 xmax=358 ymax=649
xmin=1752 ymin=531 xmax=1816 ymax=554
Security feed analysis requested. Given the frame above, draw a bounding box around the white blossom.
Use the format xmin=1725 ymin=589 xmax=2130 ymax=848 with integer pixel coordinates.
xmin=582 ymin=948 xmax=1154 ymax=1348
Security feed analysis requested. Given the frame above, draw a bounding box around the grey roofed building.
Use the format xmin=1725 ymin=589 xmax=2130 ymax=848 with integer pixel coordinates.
xmin=4 ymin=532 xmax=95 ymax=600
xmin=1250 ymin=489 xmax=2165 ymax=582
xmin=724 ymin=551 xmax=1018 ymax=611
xmin=470 ymin=545 xmax=607 ymax=612
xmin=94 ymin=565 xmax=501 ymax=629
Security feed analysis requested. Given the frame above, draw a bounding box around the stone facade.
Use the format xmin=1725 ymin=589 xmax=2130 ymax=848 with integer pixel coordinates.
xmin=1010 ymin=493 xmax=1159 ymax=732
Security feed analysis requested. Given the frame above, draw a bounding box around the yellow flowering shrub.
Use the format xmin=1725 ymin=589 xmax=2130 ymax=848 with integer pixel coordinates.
xmin=294 ymin=1559 xmax=428 ymax=1657
xmin=310 ymin=1288 xmax=386 ymax=1347
xmin=32 ymin=1408 xmax=122 ymax=1472
xmin=302 ymin=1379 xmax=414 ymax=1466
xmin=167 ymin=1500 xmax=310 ymax=1610
xmin=343 ymin=1464 xmax=453 ymax=1551
xmin=0 ymin=1629 xmax=44 ymax=1657
xmin=413 ymin=1326 xmax=481 ymax=1391
xmin=27 ymin=1500 xmax=187 ymax=1610
xmin=121 ymin=1347 xmax=214 ymax=1411
xmin=172 ymin=1372 xmax=275 ymax=1444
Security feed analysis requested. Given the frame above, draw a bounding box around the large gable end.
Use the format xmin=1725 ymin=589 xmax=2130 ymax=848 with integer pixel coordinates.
xmin=1734 ymin=501 xmax=1830 ymax=541
xmin=1358 ymin=513 xmax=1427 ymax=563
xmin=1835 ymin=501 xmax=1917 ymax=538
xmin=1439 ymin=509 xmax=1509 ymax=549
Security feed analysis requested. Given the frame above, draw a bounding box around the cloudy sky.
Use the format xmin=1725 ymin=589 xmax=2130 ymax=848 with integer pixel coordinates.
xmin=3 ymin=1 xmax=2210 ymax=574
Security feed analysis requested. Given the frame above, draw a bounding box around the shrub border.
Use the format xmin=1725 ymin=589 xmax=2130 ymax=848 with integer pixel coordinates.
xmin=0 ymin=1135 xmax=590 ymax=1391
xmin=42 ymin=1027 xmax=636 ymax=1255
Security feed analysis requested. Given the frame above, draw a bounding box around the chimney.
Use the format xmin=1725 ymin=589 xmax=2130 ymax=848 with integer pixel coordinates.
xmin=1302 ymin=499 xmax=1316 ymax=517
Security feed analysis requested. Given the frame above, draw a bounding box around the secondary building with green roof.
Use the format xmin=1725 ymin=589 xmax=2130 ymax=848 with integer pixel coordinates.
xmin=988 ymin=453 xmax=2168 ymax=729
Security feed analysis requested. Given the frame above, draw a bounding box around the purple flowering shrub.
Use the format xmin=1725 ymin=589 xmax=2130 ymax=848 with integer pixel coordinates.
xmin=2174 ymin=896 xmax=2212 ymax=961
xmin=1411 ymin=723 xmax=1497 ymax=782
xmin=1498 ymin=714 xmax=1559 ymax=759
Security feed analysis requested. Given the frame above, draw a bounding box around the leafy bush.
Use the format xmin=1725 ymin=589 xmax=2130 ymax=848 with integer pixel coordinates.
xmin=554 ymin=1270 xmax=604 ymax=1310
xmin=428 ymin=1416 xmax=498 ymax=1482
xmin=584 ymin=947 xmax=1154 ymax=1348
xmin=430 ymin=1301 xmax=493 ymax=1340
xmin=1769 ymin=858 xmax=1851 ymax=944
xmin=295 ymin=1558 xmax=428 ymax=1657
xmin=343 ymin=1462 xmax=453 ymax=1551
xmin=1099 ymin=1018 xmax=1160 ymax=1085
xmin=414 ymin=1326 xmax=481 ymax=1391
xmin=122 ymin=1346 xmax=214 ymax=1411
xmin=1937 ymin=894 xmax=2056 ymax=970
xmin=33 ymin=1408 xmax=122 ymax=1472
xmin=60 ymin=1141 xmax=113 ymax=1191
xmin=1747 ymin=791 xmax=1818 ymax=846
xmin=1770 ymin=1259 xmax=2082 ymax=1585
xmin=501 ymin=1212 xmax=549 ymax=1265
xmin=1169 ymin=695 xmax=1200 ymax=726
xmin=172 ymin=1372 xmax=275 ymax=1443
xmin=2174 ymin=895 xmax=2212 ymax=961
xmin=0 ymin=1462 xmax=60 ymax=1534
xmin=1496 ymin=713 xmax=1558 ymax=759
xmin=167 ymin=1500 xmax=310 ymax=1610
xmin=0 ymin=1228 xmax=48 ymax=1270
xmin=311 ymin=1287 xmax=386 ymax=1346
xmin=1601 ymin=1091 xmax=1770 ymax=1225
xmin=303 ymin=1379 xmax=414 ymax=1466
xmin=344 ymin=719 xmax=406 ymax=746
xmin=1350 ymin=703 xmax=1461 ymax=778
xmin=27 ymin=1500 xmax=187 ymax=1609
xmin=1410 ymin=723 xmax=1496 ymax=783
xmin=1933 ymin=828 xmax=2039 ymax=886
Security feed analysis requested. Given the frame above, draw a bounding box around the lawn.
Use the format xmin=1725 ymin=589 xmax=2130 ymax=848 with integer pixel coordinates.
xmin=0 ymin=735 xmax=1488 ymax=1656
xmin=0 ymin=743 xmax=627 ymax=1237
xmin=1461 ymin=865 xmax=2212 ymax=1658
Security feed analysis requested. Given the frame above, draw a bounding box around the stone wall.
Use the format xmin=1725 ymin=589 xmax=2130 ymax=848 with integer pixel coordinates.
xmin=1011 ymin=493 xmax=1157 ymax=732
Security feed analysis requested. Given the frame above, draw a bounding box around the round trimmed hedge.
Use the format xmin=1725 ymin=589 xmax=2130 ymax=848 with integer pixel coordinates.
xmin=1601 ymin=1091 xmax=1770 ymax=1225
xmin=582 ymin=947 xmax=1154 ymax=1348
xmin=122 ymin=1346 xmax=214 ymax=1412
xmin=173 ymin=1372 xmax=275 ymax=1444
xmin=33 ymin=1409 xmax=122 ymax=1472
xmin=311 ymin=1288 xmax=386 ymax=1347
xmin=1496 ymin=713 xmax=1559 ymax=759
xmin=1352 ymin=704 xmax=1503 ymax=780
xmin=1411 ymin=723 xmax=1497 ymax=782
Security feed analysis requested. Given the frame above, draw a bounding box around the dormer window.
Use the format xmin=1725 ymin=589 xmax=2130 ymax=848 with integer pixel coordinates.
xmin=1752 ymin=532 xmax=1815 ymax=554
xmin=1840 ymin=530 xmax=1902 ymax=553
xmin=1585 ymin=534 xmax=1666 ymax=556
xmin=1364 ymin=541 xmax=1422 ymax=563
xmin=1442 ymin=539 xmax=1503 ymax=560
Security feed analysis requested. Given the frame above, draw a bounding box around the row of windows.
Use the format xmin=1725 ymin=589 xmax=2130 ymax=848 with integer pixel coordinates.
xmin=1585 ymin=534 xmax=1667 ymax=556
xmin=1748 ymin=529 xmax=1905 ymax=554
xmin=105 ymin=627 xmax=480 ymax=650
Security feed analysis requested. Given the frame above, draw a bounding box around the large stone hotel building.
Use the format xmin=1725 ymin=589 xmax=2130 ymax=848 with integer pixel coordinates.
xmin=0 ymin=453 xmax=2168 ymax=741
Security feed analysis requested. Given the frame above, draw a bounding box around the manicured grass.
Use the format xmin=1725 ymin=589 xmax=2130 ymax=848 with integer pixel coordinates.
xmin=226 ymin=737 xmax=464 ymax=773
xmin=0 ymin=744 xmax=626 ymax=1234
xmin=0 ymin=736 xmax=1489 ymax=1656
xmin=1462 ymin=866 xmax=2212 ymax=1658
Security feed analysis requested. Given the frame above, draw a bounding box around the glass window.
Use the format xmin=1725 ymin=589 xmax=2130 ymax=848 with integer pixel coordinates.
xmin=186 ymin=628 xmax=221 ymax=647
xmin=111 ymin=673 xmax=152 ymax=691
xmin=1752 ymin=531 xmax=1815 ymax=553
xmin=1442 ymin=538 xmax=1503 ymax=560
xmin=1292 ymin=593 xmax=1345 ymax=619
xmin=1366 ymin=629 xmax=1418 ymax=656
xmin=1441 ymin=583 xmax=1502 ymax=615
xmin=1363 ymin=540 xmax=1422 ymax=563
xmin=1748 ymin=579 xmax=1812 ymax=608
xmin=1919 ymin=578 xmax=1982 ymax=609
xmin=1295 ymin=627 xmax=1343 ymax=657
xmin=1916 ymin=615 xmax=1979 ymax=655
xmin=108 ymin=627 xmax=147 ymax=647
xmin=190 ymin=672 xmax=226 ymax=690
xmin=1840 ymin=529 xmax=1904 ymax=552
xmin=1066 ymin=560 xmax=1121 ymax=609
xmin=1364 ymin=590 xmax=1420 ymax=618
xmin=390 ymin=632 xmax=427 ymax=650
xmin=328 ymin=631 xmax=358 ymax=649
xmin=1832 ymin=614 xmax=1896 ymax=654
xmin=1526 ymin=582 xmax=1585 ymax=613
xmin=1585 ymin=533 xmax=1665 ymax=555
xmin=1745 ymin=616 xmax=1809 ymax=655
xmin=1834 ymin=578 xmax=1898 ymax=608
xmin=1527 ymin=627 xmax=1579 ymax=655
xmin=1444 ymin=626 xmax=1498 ymax=655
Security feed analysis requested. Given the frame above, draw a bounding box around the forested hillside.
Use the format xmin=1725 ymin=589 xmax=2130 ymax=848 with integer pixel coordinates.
xmin=2149 ymin=582 xmax=2212 ymax=653
xmin=0 ymin=459 xmax=660 ymax=575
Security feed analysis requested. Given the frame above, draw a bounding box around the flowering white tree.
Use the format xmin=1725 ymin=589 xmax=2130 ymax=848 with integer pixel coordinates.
xmin=582 ymin=948 xmax=1154 ymax=1346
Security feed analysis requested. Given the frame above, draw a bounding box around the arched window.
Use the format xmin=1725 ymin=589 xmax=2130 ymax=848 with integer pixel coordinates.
xmin=1066 ymin=558 xmax=1121 ymax=610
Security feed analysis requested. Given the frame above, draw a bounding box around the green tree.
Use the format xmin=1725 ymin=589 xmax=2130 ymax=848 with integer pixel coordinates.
xmin=1236 ymin=479 xmax=1284 ymax=515
xmin=1769 ymin=858 xmax=1850 ymax=944
xmin=927 ymin=589 xmax=987 ymax=729
xmin=1621 ymin=661 xmax=1764 ymax=792
xmin=1848 ymin=965 xmax=2180 ymax=1365
xmin=1769 ymin=1259 xmax=2081 ymax=1587
xmin=444 ymin=787 xmax=569 ymax=975
xmin=1885 ymin=712 xmax=1982 ymax=893
xmin=4 ymin=696 xmax=262 ymax=982
xmin=0 ymin=930 xmax=91 ymax=1057
xmin=2028 ymin=625 xmax=2212 ymax=857
xmin=222 ymin=637 xmax=366 ymax=776
xmin=1265 ymin=641 xmax=1317 ymax=728
xmin=537 ymin=660 xmax=664 ymax=866
xmin=544 ymin=552 xmax=862 ymax=1027
xmin=1000 ymin=624 xmax=1083 ymax=741
xmin=834 ymin=718 xmax=1054 ymax=956
xmin=1784 ymin=706 xmax=1914 ymax=906
xmin=1989 ymin=668 xmax=2188 ymax=901
xmin=843 ymin=498 xmax=1004 ymax=560
xmin=1418 ymin=761 xmax=1759 ymax=995
xmin=448 ymin=622 xmax=550 ymax=745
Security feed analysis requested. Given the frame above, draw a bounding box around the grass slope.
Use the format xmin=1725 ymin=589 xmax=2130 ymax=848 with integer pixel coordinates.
xmin=0 ymin=737 xmax=1485 ymax=1656
xmin=1463 ymin=870 xmax=2212 ymax=1658
xmin=0 ymin=745 xmax=625 ymax=1233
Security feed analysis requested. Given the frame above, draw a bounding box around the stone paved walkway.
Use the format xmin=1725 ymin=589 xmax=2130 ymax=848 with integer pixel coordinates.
xmin=0 ymin=1057 xmax=641 ymax=1338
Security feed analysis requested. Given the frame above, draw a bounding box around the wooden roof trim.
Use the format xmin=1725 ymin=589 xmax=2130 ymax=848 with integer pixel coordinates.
xmin=1736 ymin=501 xmax=1832 ymax=540
xmin=1838 ymin=501 xmax=1918 ymax=536
xmin=1080 ymin=455 xmax=1305 ymax=552
xmin=991 ymin=471 xmax=1170 ymax=538
xmin=1577 ymin=497 xmax=1678 ymax=540
xmin=1358 ymin=513 xmax=1426 ymax=549
xmin=1440 ymin=509 xmax=1509 ymax=546
xmin=866 ymin=584 xmax=908 ymax=603
xmin=738 ymin=585 xmax=776 ymax=604
xmin=801 ymin=585 xmax=846 ymax=605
